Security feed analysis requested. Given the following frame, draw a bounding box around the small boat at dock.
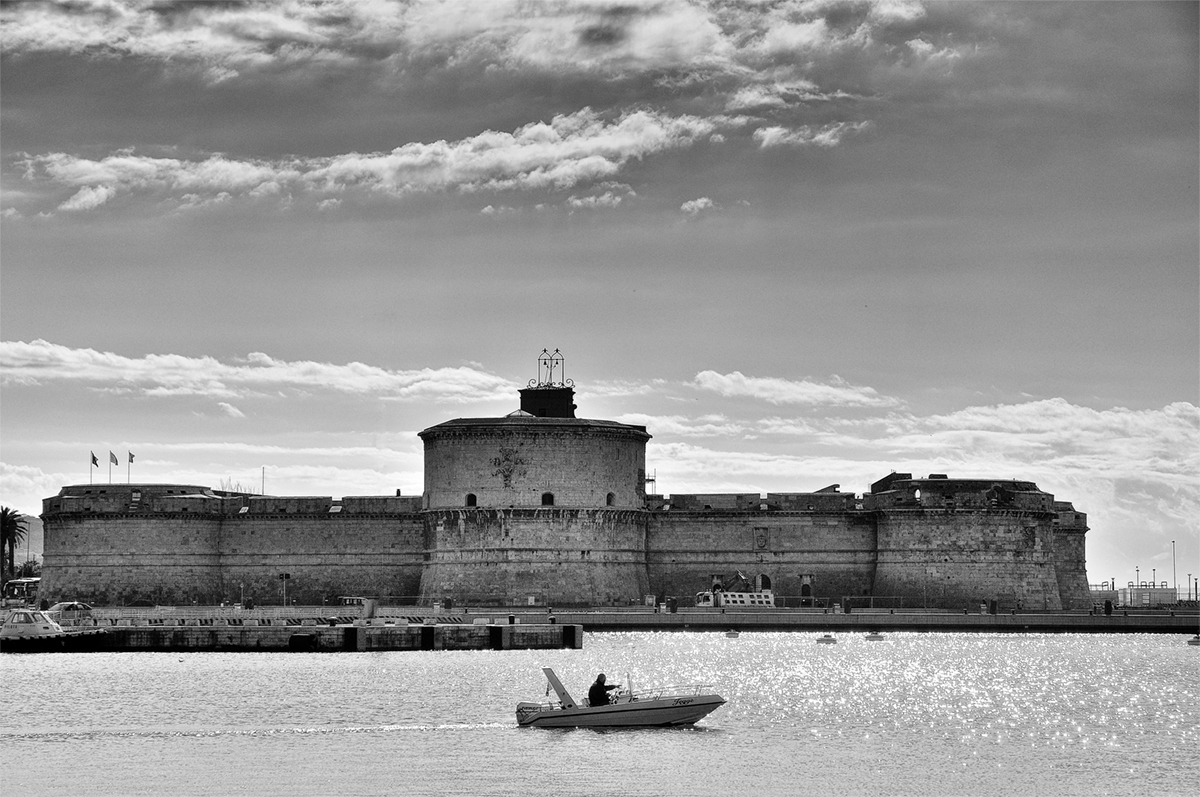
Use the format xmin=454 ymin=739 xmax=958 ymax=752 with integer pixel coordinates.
xmin=865 ymin=631 xmax=885 ymax=641
xmin=1 ymin=609 xmax=108 ymax=653
xmin=817 ymin=634 xmax=837 ymax=644
xmin=516 ymin=668 xmax=725 ymax=728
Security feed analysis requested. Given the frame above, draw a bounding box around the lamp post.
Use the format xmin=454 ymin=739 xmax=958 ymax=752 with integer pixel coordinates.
xmin=1171 ymin=540 xmax=1176 ymax=596
xmin=1135 ymin=566 xmax=1139 ymax=587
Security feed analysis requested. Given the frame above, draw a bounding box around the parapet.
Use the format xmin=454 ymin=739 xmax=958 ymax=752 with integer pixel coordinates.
xmin=340 ymin=495 xmax=423 ymax=514
xmin=44 ymin=484 xmax=221 ymax=515
xmin=665 ymin=493 xmax=762 ymax=511
xmin=864 ymin=475 xmax=1054 ymax=512
xmin=766 ymin=492 xmax=860 ymax=512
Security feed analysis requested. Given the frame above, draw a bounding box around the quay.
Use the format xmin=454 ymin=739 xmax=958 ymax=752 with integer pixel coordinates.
xmin=549 ymin=606 xmax=1200 ymax=634
xmin=3 ymin=605 xmax=581 ymax=653
xmin=6 ymin=605 xmax=1196 ymax=652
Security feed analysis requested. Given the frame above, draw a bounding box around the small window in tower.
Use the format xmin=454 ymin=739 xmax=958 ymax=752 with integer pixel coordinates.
xmin=465 ymin=493 xmax=477 ymax=507
xmin=541 ymin=492 xmax=555 ymax=506
xmin=606 ymin=492 xmax=615 ymax=506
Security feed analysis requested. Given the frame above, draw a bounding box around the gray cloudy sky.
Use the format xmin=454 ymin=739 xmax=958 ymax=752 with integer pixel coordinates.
xmin=1 ymin=1 xmax=1197 ymax=589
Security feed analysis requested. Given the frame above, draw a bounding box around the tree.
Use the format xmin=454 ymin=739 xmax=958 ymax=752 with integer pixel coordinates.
xmin=1 ymin=507 xmax=29 ymax=581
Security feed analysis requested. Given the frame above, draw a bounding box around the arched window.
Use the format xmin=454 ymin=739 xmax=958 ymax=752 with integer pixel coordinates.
xmin=465 ymin=493 xmax=476 ymax=507
xmin=606 ymin=492 xmax=615 ymax=506
xmin=541 ymin=492 xmax=554 ymax=506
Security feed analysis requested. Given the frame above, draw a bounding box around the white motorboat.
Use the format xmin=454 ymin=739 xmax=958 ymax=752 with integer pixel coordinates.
xmin=0 ymin=608 xmax=108 ymax=652
xmin=816 ymin=634 xmax=837 ymax=644
xmin=516 ymin=668 xmax=725 ymax=728
xmin=864 ymin=631 xmax=885 ymax=641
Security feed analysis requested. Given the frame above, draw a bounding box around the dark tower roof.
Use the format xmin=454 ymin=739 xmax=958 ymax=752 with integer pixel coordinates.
xmin=518 ymin=385 xmax=576 ymax=418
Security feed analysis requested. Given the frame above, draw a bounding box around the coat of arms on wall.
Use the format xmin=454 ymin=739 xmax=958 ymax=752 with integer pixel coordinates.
xmin=753 ymin=526 xmax=770 ymax=550
xmin=491 ymin=447 xmax=527 ymax=489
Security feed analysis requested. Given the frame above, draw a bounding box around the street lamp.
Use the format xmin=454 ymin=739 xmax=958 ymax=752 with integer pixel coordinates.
xmin=1171 ymin=540 xmax=1176 ymax=596
xmin=1135 ymin=566 xmax=1139 ymax=587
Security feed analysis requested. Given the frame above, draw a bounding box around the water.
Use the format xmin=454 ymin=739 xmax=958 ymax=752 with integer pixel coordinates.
xmin=2 ymin=633 xmax=1197 ymax=796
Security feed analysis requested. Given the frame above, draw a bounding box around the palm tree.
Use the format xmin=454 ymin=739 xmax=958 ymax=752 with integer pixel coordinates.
xmin=1 ymin=507 xmax=29 ymax=581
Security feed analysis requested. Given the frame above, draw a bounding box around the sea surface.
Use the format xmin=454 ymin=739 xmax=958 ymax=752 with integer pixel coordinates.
xmin=1 ymin=632 xmax=1197 ymax=796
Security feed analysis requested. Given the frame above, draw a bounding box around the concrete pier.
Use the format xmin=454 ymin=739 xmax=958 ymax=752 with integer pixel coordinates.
xmin=98 ymin=621 xmax=582 ymax=652
xmin=547 ymin=608 xmax=1199 ymax=634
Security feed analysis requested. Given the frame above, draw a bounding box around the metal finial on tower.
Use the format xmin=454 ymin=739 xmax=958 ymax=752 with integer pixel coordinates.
xmin=530 ymin=348 xmax=573 ymax=389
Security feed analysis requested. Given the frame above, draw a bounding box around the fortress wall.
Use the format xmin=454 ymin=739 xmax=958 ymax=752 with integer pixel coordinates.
xmin=218 ymin=513 xmax=425 ymax=605
xmin=669 ymin=494 xmax=762 ymax=511
xmin=646 ymin=512 xmax=877 ymax=601
xmin=1052 ymin=503 xmax=1091 ymax=609
xmin=419 ymin=508 xmax=649 ymax=606
xmin=422 ymin=423 xmax=648 ymax=509
xmin=40 ymin=512 xmax=223 ymax=606
xmin=768 ymin=493 xmax=860 ymax=511
xmin=246 ymin=496 xmax=333 ymax=514
xmin=872 ymin=509 xmax=1064 ymax=610
xmin=342 ymin=496 xmax=423 ymax=514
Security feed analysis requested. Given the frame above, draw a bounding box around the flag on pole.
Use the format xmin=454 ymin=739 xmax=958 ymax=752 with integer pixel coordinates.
xmin=129 ymin=451 xmax=135 ymax=463
xmin=91 ymin=452 xmax=98 ymax=467
xmin=110 ymin=451 xmax=119 ymax=465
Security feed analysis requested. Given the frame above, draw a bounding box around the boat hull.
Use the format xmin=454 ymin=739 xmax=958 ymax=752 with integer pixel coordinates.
xmin=517 ymin=694 xmax=725 ymax=728
xmin=0 ymin=629 xmax=109 ymax=653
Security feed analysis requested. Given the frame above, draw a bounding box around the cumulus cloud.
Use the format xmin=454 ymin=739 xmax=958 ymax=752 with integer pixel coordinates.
xmin=693 ymin=370 xmax=903 ymax=409
xmin=0 ymin=339 xmax=514 ymax=403
xmin=680 ymin=196 xmax=714 ymax=216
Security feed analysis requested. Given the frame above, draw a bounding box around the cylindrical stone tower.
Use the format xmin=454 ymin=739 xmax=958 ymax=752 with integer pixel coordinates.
xmin=418 ymin=372 xmax=652 ymax=606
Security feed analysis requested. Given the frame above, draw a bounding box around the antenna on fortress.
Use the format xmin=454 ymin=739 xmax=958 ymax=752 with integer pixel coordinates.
xmin=645 ymin=469 xmax=657 ymax=494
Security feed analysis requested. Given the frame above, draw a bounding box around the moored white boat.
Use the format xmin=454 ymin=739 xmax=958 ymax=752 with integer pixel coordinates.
xmin=516 ymin=668 xmax=725 ymax=728
xmin=1 ymin=608 xmax=108 ymax=653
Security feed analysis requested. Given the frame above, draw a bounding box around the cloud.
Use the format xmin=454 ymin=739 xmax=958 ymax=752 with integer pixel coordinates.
xmin=692 ymin=370 xmax=903 ymax=409
xmin=59 ymin=184 xmax=117 ymax=211
xmin=218 ymin=402 xmax=246 ymax=419
xmin=0 ymin=339 xmax=514 ymax=403
xmin=20 ymin=108 xmax=717 ymax=209
xmin=680 ymin=197 xmax=714 ymax=217
xmin=753 ymin=122 xmax=872 ymax=148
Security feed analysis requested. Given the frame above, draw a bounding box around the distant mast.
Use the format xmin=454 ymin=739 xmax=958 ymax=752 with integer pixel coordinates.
xmin=519 ymin=348 xmax=577 ymax=418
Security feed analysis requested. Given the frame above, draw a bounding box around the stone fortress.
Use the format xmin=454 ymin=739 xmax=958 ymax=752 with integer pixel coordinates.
xmin=39 ymin=352 xmax=1092 ymax=611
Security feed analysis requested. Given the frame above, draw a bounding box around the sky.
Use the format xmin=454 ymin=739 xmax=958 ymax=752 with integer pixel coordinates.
xmin=1 ymin=0 xmax=1197 ymax=592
